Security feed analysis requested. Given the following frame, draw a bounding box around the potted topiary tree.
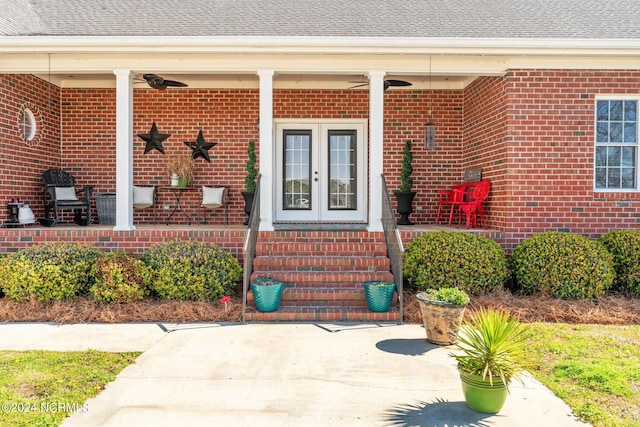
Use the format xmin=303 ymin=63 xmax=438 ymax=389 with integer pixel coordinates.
xmin=450 ymin=308 xmax=531 ymax=414
xmin=241 ymin=141 xmax=258 ymax=225
xmin=393 ymin=139 xmax=416 ymax=225
xmin=416 ymin=287 xmax=469 ymax=345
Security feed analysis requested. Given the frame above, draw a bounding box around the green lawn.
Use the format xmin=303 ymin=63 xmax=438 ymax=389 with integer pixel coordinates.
xmin=525 ymin=323 xmax=640 ymax=427
xmin=0 ymin=350 xmax=140 ymax=427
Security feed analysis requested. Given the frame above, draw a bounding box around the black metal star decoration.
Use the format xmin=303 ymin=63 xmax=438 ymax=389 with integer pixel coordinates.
xmin=184 ymin=130 xmax=217 ymax=163
xmin=138 ymin=122 xmax=170 ymax=155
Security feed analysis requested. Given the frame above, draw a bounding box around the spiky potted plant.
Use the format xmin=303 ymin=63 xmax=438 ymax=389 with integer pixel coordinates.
xmin=449 ymin=309 xmax=531 ymax=414
xmin=241 ymin=141 xmax=258 ymax=225
xmin=393 ymin=139 xmax=416 ymax=225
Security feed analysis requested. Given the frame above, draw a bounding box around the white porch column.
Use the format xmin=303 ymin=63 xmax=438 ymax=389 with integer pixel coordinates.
xmin=113 ymin=69 xmax=135 ymax=231
xmin=257 ymin=69 xmax=275 ymax=231
xmin=368 ymin=71 xmax=385 ymax=232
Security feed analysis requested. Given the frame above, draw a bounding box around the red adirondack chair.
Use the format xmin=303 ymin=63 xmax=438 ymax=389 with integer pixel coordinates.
xmin=452 ymin=180 xmax=491 ymax=229
xmin=435 ymin=182 xmax=471 ymax=227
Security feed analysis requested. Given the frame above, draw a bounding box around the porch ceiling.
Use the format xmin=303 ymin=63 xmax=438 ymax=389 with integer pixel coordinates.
xmin=36 ymin=72 xmax=476 ymax=90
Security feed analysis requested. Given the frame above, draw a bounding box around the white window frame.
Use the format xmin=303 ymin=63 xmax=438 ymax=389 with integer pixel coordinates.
xmin=594 ymin=95 xmax=640 ymax=192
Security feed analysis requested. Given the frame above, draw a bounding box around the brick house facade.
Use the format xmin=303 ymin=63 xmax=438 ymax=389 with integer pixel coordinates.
xmin=2 ymin=69 xmax=639 ymax=252
xmin=3 ymin=0 xmax=640 ymax=256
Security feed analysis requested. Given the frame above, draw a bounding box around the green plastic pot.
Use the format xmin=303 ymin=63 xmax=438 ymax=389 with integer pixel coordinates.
xmin=459 ymin=370 xmax=508 ymax=414
xmin=252 ymin=279 xmax=284 ymax=312
xmin=363 ymin=281 xmax=395 ymax=312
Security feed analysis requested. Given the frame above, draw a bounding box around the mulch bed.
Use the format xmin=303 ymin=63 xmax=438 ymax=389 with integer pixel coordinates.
xmin=404 ymin=288 xmax=640 ymax=325
xmin=0 ymin=289 xmax=638 ymax=325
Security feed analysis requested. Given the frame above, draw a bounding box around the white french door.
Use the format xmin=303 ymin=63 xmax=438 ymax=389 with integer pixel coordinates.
xmin=274 ymin=121 xmax=367 ymax=223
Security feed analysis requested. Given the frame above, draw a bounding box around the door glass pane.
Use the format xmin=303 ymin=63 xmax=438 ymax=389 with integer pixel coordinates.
xmin=328 ymin=131 xmax=356 ymax=210
xmin=283 ymin=131 xmax=311 ymax=210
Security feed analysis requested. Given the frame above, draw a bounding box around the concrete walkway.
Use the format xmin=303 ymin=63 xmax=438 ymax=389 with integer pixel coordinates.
xmin=0 ymin=322 xmax=589 ymax=426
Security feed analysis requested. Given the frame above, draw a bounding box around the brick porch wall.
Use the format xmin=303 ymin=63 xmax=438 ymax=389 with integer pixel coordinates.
xmin=0 ymin=226 xmax=245 ymax=260
xmin=463 ymin=76 xmax=510 ymax=231
xmin=0 ymin=74 xmax=61 ymax=212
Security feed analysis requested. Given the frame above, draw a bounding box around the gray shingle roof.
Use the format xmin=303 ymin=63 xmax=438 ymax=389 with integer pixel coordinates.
xmin=1 ymin=0 xmax=638 ymax=39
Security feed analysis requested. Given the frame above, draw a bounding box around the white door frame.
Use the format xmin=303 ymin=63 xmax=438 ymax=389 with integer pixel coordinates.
xmin=273 ymin=119 xmax=368 ymax=223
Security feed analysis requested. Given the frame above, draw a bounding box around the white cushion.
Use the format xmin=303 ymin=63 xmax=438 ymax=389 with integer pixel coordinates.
xmin=133 ymin=186 xmax=155 ymax=209
xmin=202 ymin=186 xmax=225 ymax=207
xmin=55 ymin=187 xmax=78 ymax=200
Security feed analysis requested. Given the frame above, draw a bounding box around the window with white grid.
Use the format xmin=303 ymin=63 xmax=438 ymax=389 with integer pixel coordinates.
xmin=595 ymin=99 xmax=638 ymax=190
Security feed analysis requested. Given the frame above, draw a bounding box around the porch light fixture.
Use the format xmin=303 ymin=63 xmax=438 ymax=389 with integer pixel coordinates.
xmin=424 ymin=119 xmax=436 ymax=150
xmin=424 ymin=55 xmax=436 ymax=150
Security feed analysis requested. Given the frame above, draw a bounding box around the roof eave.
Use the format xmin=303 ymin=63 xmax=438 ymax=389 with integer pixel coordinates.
xmin=2 ymin=36 xmax=640 ymax=56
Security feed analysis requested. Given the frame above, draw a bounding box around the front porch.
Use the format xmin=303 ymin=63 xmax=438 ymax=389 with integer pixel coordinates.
xmin=0 ymin=222 xmax=503 ymax=256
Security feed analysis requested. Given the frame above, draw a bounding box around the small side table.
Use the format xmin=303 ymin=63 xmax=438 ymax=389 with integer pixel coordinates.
xmin=162 ymin=186 xmax=196 ymax=225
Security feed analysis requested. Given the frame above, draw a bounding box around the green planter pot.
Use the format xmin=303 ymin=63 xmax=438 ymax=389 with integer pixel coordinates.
xmin=252 ymin=279 xmax=284 ymax=312
xmin=459 ymin=370 xmax=509 ymax=414
xmin=363 ymin=281 xmax=395 ymax=312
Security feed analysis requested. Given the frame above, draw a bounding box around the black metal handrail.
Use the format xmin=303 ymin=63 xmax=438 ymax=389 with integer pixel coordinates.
xmin=242 ymin=174 xmax=261 ymax=323
xmin=381 ymin=174 xmax=404 ymax=324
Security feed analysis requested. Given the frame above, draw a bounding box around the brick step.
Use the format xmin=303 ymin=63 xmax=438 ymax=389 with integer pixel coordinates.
xmin=246 ymin=287 xmax=399 ymax=307
xmin=255 ymin=242 xmax=388 ymax=257
xmin=257 ymin=231 xmax=386 ymax=243
xmin=244 ymin=306 xmax=401 ymax=322
xmin=247 ymin=230 xmax=396 ymax=322
xmin=252 ymin=256 xmax=391 ymax=272
xmin=250 ymin=271 xmax=394 ymax=287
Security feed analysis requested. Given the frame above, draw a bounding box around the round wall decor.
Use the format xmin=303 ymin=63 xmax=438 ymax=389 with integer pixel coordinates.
xmin=17 ymin=102 xmax=43 ymax=146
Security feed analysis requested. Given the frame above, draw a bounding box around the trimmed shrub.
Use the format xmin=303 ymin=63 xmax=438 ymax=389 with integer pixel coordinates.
xmin=141 ymin=240 xmax=241 ymax=301
xmin=403 ymin=231 xmax=508 ymax=295
xmin=598 ymin=229 xmax=640 ymax=296
xmin=0 ymin=242 xmax=101 ymax=302
xmin=90 ymin=252 xmax=149 ymax=303
xmin=509 ymin=232 xmax=614 ymax=299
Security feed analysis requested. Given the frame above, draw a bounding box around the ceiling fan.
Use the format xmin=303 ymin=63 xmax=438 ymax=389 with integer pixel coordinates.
xmin=140 ymin=74 xmax=188 ymax=90
xmin=349 ymin=79 xmax=412 ymax=91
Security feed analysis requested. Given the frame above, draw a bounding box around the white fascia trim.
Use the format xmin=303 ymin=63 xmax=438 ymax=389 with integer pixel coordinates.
xmin=3 ymin=36 xmax=640 ymax=56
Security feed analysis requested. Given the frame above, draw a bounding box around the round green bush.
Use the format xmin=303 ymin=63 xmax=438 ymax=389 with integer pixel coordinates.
xmin=598 ymin=229 xmax=640 ymax=296
xmin=141 ymin=240 xmax=241 ymax=301
xmin=403 ymin=231 xmax=508 ymax=295
xmin=509 ymin=232 xmax=614 ymax=299
xmin=90 ymin=252 xmax=149 ymax=303
xmin=0 ymin=242 xmax=101 ymax=302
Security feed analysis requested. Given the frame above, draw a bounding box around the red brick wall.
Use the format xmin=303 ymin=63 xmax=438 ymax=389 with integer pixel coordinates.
xmin=383 ymin=90 xmax=464 ymax=224
xmin=502 ymin=69 xmax=640 ymax=249
xmin=0 ymin=74 xmax=61 ymax=216
xmin=61 ymin=88 xmax=260 ymax=224
xmin=463 ymin=76 xmax=510 ymax=230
